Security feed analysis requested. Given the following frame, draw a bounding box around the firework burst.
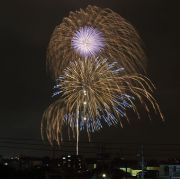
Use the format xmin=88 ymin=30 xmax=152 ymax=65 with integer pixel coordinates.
xmin=42 ymin=6 xmax=163 ymax=151
xmin=47 ymin=5 xmax=146 ymax=79
xmin=71 ymin=26 xmax=105 ymax=57
xmin=42 ymin=57 xmax=163 ymax=145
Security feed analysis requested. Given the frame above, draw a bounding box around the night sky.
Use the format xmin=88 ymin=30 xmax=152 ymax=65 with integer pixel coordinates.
xmin=0 ymin=0 xmax=180 ymax=156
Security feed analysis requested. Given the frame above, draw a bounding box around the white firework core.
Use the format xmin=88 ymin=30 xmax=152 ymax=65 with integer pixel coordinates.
xmin=71 ymin=26 xmax=105 ymax=57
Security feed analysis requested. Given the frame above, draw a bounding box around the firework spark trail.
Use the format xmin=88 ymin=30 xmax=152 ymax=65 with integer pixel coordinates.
xmin=42 ymin=5 xmax=163 ymax=152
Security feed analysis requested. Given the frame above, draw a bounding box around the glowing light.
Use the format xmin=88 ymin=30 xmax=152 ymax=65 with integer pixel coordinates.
xmin=83 ymin=90 xmax=87 ymax=95
xmin=102 ymin=173 xmax=107 ymax=178
xmin=4 ymin=162 xmax=8 ymax=166
xmin=71 ymin=26 xmax=105 ymax=57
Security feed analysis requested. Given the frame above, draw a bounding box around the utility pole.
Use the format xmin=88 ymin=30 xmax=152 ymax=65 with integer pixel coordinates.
xmin=52 ymin=145 xmax=55 ymax=159
xmin=125 ymin=161 xmax=128 ymax=179
xmin=141 ymin=144 xmax=144 ymax=179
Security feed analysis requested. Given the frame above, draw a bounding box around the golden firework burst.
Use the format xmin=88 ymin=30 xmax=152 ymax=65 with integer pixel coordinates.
xmin=47 ymin=5 xmax=146 ymax=79
xmin=42 ymin=57 xmax=163 ymax=145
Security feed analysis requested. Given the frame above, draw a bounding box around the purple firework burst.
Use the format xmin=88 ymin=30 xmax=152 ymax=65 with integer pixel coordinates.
xmin=71 ymin=26 xmax=105 ymax=57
